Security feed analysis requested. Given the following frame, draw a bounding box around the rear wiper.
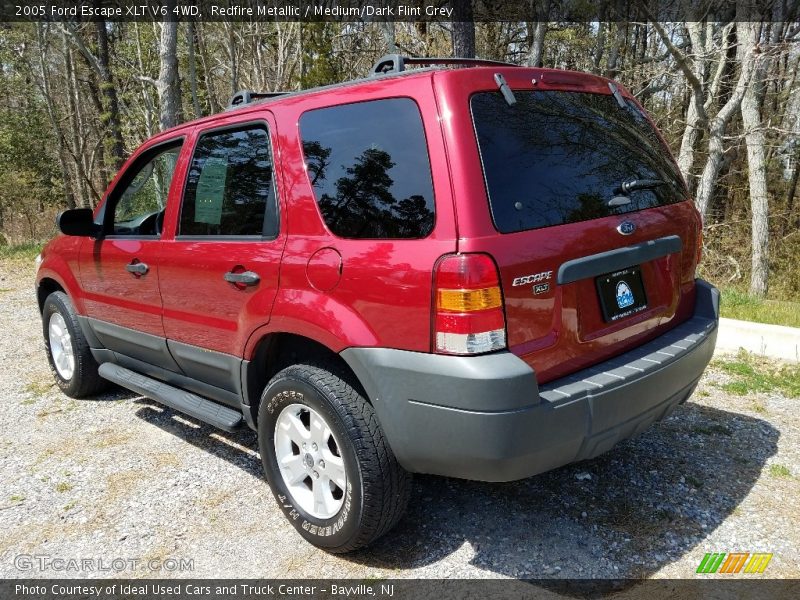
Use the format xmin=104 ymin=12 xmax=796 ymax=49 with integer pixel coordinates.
xmin=607 ymin=178 xmax=666 ymax=208
xmin=494 ymin=73 xmax=516 ymax=106
xmin=619 ymin=178 xmax=666 ymax=193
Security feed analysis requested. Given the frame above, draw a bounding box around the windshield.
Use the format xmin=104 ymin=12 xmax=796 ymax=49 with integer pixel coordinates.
xmin=471 ymin=90 xmax=686 ymax=234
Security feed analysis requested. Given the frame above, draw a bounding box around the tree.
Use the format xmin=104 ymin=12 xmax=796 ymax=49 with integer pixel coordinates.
xmin=156 ymin=12 xmax=181 ymax=130
xmin=739 ymin=22 xmax=770 ymax=297
xmin=451 ymin=1 xmax=475 ymax=58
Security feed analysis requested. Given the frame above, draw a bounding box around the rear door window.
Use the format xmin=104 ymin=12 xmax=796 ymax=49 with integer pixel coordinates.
xmin=299 ymin=98 xmax=435 ymax=239
xmin=179 ymin=125 xmax=278 ymax=237
xmin=471 ymin=91 xmax=686 ymax=233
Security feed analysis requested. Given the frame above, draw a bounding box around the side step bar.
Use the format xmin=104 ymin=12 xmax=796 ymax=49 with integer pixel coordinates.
xmin=98 ymin=363 xmax=243 ymax=432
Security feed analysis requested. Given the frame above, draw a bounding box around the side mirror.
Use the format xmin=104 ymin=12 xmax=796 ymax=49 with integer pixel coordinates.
xmin=56 ymin=208 xmax=101 ymax=238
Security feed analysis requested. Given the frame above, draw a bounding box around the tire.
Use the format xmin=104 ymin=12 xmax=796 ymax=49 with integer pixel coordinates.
xmin=257 ymin=363 xmax=411 ymax=553
xmin=42 ymin=291 xmax=108 ymax=399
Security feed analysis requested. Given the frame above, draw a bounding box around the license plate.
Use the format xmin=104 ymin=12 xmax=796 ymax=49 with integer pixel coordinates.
xmin=595 ymin=266 xmax=648 ymax=322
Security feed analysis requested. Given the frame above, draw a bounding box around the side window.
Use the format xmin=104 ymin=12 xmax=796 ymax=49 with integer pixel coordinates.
xmin=299 ymin=98 xmax=435 ymax=239
xmin=179 ymin=125 xmax=277 ymax=237
xmin=112 ymin=144 xmax=181 ymax=236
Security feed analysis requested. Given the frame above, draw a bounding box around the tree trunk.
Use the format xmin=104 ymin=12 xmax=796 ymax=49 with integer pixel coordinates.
xmin=381 ymin=22 xmax=396 ymax=54
xmin=225 ymin=22 xmax=239 ymax=94
xmin=186 ymin=22 xmax=201 ymax=119
xmin=675 ymin=22 xmax=708 ymax=191
xmin=739 ymin=22 xmax=769 ymax=297
xmin=62 ymin=33 xmax=91 ymax=208
xmin=526 ymin=22 xmax=547 ymax=67
xmin=95 ymin=21 xmax=124 ymax=170
xmin=605 ymin=22 xmax=627 ymax=78
xmin=36 ymin=24 xmax=75 ymax=209
xmin=451 ymin=1 xmax=475 ymax=58
xmin=592 ymin=21 xmax=606 ymax=74
xmin=195 ymin=24 xmax=218 ymax=113
xmin=157 ymin=12 xmax=181 ymax=131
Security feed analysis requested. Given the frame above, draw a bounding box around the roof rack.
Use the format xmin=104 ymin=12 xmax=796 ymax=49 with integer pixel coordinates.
xmin=370 ymin=54 xmax=519 ymax=76
xmin=227 ymin=89 xmax=289 ymax=110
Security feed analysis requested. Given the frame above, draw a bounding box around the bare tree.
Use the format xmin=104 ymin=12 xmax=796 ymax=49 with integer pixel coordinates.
xmin=739 ymin=22 xmax=770 ymax=296
xmin=61 ymin=22 xmax=124 ymax=171
xmin=186 ymin=22 xmax=202 ymax=119
xmin=138 ymin=11 xmax=181 ymax=131
xmin=526 ymin=22 xmax=547 ymax=66
xmin=157 ymin=14 xmax=181 ymax=130
xmin=451 ymin=1 xmax=475 ymax=58
xmin=694 ymin=23 xmax=757 ymax=219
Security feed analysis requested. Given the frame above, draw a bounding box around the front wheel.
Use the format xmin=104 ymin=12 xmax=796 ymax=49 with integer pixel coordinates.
xmin=257 ymin=363 xmax=411 ymax=553
xmin=42 ymin=291 xmax=108 ymax=398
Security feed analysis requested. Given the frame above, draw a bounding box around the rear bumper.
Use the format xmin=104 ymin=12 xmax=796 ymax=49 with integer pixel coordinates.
xmin=341 ymin=279 xmax=719 ymax=482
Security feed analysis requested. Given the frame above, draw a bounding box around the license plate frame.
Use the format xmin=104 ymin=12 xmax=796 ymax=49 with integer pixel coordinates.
xmin=595 ymin=266 xmax=648 ymax=322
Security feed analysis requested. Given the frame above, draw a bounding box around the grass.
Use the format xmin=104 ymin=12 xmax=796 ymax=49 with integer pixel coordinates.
xmin=712 ymin=350 xmax=800 ymax=398
xmin=0 ymin=241 xmax=43 ymax=260
xmin=25 ymin=381 xmax=53 ymax=397
xmin=720 ymin=288 xmax=800 ymax=328
xmin=9 ymin=494 xmax=25 ymax=502
xmin=55 ymin=481 xmax=73 ymax=493
xmin=768 ymin=464 xmax=792 ymax=479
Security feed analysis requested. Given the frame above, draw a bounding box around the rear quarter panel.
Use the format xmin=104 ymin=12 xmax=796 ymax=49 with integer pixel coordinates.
xmin=248 ymin=74 xmax=458 ymax=357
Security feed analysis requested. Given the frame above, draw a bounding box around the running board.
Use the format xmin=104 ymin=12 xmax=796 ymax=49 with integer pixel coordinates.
xmin=98 ymin=363 xmax=243 ymax=432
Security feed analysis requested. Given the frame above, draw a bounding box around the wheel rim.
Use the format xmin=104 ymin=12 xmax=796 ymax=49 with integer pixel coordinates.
xmin=274 ymin=403 xmax=347 ymax=520
xmin=48 ymin=312 xmax=75 ymax=380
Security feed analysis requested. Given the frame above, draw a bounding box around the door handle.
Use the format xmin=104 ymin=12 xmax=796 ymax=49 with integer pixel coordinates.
xmin=125 ymin=261 xmax=149 ymax=276
xmin=224 ymin=270 xmax=260 ymax=286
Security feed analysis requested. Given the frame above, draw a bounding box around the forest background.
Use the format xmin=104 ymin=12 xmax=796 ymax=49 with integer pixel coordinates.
xmin=1 ymin=1 xmax=799 ymax=312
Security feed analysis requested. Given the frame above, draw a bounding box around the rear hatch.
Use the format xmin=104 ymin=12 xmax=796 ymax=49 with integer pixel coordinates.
xmin=443 ymin=69 xmax=701 ymax=383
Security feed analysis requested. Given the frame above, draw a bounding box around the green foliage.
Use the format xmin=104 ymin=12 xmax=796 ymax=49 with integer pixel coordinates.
xmin=0 ymin=25 xmax=62 ymax=242
xmin=712 ymin=351 xmax=800 ymax=398
xmin=300 ymin=23 xmax=342 ymax=88
xmin=719 ymin=288 xmax=800 ymax=328
xmin=0 ymin=242 xmax=43 ymax=260
xmin=768 ymin=464 xmax=792 ymax=478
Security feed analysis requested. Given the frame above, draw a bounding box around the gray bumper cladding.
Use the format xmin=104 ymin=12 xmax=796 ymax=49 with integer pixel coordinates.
xmin=341 ymin=279 xmax=720 ymax=482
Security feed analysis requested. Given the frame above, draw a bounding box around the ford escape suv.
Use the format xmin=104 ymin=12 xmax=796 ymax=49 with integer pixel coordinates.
xmin=36 ymin=55 xmax=719 ymax=553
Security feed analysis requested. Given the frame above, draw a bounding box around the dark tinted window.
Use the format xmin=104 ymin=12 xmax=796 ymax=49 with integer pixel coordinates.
xmin=299 ymin=98 xmax=435 ymax=239
xmin=180 ymin=126 xmax=277 ymax=237
xmin=471 ymin=91 xmax=686 ymax=233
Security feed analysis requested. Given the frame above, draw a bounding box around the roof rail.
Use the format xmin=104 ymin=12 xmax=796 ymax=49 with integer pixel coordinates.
xmin=227 ymin=89 xmax=288 ymax=110
xmin=370 ymin=54 xmax=519 ymax=76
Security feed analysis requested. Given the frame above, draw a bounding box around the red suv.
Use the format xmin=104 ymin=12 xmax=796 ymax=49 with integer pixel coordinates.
xmin=36 ymin=56 xmax=719 ymax=553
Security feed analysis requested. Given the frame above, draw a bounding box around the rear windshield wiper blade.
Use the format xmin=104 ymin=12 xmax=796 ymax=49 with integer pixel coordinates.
xmin=607 ymin=178 xmax=666 ymax=207
xmin=619 ymin=178 xmax=666 ymax=193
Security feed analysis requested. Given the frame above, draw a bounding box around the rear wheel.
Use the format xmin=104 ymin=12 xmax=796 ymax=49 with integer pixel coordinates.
xmin=42 ymin=292 xmax=107 ymax=398
xmin=258 ymin=363 xmax=411 ymax=553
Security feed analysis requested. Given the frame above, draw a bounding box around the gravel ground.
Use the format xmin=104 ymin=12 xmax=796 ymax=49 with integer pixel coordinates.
xmin=1 ymin=257 xmax=798 ymax=581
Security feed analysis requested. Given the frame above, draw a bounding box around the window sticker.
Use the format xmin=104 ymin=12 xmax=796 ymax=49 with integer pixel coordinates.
xmin=194 ymin=157 xmax=228 ymax=225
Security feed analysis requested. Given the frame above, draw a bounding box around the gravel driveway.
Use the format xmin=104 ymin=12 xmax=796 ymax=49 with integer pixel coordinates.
xmin=1 ymin=256 xmax=798 ymax=581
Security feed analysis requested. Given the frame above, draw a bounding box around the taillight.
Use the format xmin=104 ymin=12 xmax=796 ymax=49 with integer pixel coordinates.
xmin=433 ymin=253 xmax=507 ymax=355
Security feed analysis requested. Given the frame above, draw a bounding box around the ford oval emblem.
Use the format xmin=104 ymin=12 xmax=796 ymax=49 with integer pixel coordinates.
xmin=617 ymin=221 xmax=636 ymax=235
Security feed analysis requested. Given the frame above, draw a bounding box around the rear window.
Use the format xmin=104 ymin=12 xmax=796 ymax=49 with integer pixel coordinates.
xmin=299 ymin=98 xmax=435 ymax=239
xmin=471 ymin=91 xmax=686 ymax=234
